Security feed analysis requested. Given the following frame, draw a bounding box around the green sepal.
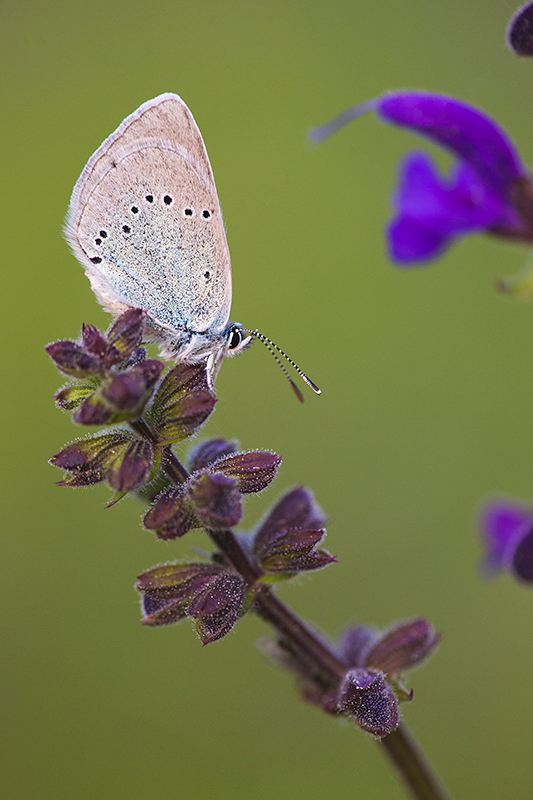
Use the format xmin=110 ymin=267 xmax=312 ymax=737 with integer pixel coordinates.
xmin=241 ymin=585 xmax=258 ymax=614
xmin=55 ymin=384 xmax=96 ymax=411
xmin=257 ymin=573 xmax=294 ymax=584
xmin=389 ymin=677 xmax=414 ymax=704
xmin=105 ymin=490 xmax=128 ymax=508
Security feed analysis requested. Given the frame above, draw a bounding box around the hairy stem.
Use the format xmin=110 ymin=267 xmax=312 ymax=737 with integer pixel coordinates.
xmin=381 ymin=725 xmax=450 ymax=800
xmin=253 ymin=587 xmax=346 ymax=685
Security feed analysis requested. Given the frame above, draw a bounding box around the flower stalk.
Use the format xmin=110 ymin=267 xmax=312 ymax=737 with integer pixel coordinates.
xmin=48 ymin=310 xmax=446 ymax=800
xmin=144 ymin=425 xmax=449 ymax=800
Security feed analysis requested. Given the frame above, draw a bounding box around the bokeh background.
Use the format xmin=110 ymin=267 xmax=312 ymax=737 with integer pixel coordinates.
xmin=3 ymin=1 xmax=533 ymax=797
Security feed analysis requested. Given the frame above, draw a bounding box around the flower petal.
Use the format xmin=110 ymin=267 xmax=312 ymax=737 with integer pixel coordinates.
xmin=479 ymin=500 xmax=533 ymax=577
xmin=378 ymin=93 xmax=523 ymax=196
xmin=388 ymin=153 xmax=508 ymax=263
xmin=45 ymin=340 xmax=102 ymax=377
xmin=388 ymin=217 xmax=449 ymax=263
xmin=311 ymin=92 xmax=524 ymax=198
xmin=106 ymin=438 xmax=156 ymax=493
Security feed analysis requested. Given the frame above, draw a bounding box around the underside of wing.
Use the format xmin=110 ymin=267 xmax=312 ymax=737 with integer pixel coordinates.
xmin=65 ymin=94 xmax=232 ymax=335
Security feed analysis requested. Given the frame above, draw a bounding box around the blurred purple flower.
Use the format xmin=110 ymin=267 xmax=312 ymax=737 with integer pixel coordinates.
xmin=310 ymin=92 xmax=533 ymax=264
xmin=480 ymin=500 xmax=533 ymax=583
xmin=508 ymin=2 xmax=533 ymax=56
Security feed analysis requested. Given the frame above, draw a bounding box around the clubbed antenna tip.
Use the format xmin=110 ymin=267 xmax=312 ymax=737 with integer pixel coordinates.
xmin=243 ymin=328 xmax=321 ymax=402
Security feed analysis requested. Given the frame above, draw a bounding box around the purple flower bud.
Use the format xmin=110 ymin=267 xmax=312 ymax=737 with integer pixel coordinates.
xmin=82 ymin=323 xmax=107 ymax=357
xmin=137 ymin=562 xmax=223 ymax=626
xmin=337 ymin=668 xmax=400 ymax=738
xmin=150 ymin=364 xmax=215 ymax=443
xmin=46 ymin=340 xmax=102 ymax=378
xmin=106 ymin=438 xmax=156 ymax=493
xmin=253 ymin=486 xmax=327 ymax=555
xmin=209 ymin=451 xmax=282 ymax=494
xmin=100 ymin=360 xmax=164 ymax=416
xmin=50 ymin=432 xmax=131 ymax=486
xmin=104 ymin=309 xmax=145 ymax=367
xmin=480 ymin=499 xmax=533 ymax=583
xmin=366 ymin=618 xmax=440 ymax=674
xmin=187 ymin=473 xmax=242 ymax=529
xmin=187 ymin=572 xmax=247 ymax=644
xmin=73 ymin=361 xmax=164 ymax=425
xmin=152 ymin=364 xmax=210 ymax=413
xmin=73 ymin=395 xmax=115 ymax=426
xmin=257 ymin=528 xmax=337 ymax=575
xmin=508 ymin=2 xmax=533 ymax=56
xmin=337 ymin=625 xmax=379 ymax=668
xmin=188 ymin=438 xmax=239 ymax=473
xmin=143 ymin=485 xmax=197 ymax=540
xmin=153 ymin=391 xmax=217 ymax=444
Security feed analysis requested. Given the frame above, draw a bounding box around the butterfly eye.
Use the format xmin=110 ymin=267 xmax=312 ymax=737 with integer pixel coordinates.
xmin=228 ymin=328 xmax=243 ymax=350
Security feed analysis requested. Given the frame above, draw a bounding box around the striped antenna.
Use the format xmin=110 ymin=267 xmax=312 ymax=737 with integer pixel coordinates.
xmin=243 ymin=328 xmax=321 ymax=402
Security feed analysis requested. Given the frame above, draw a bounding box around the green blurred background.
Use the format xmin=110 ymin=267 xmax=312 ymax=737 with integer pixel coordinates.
xmin=3 ymin=1 xmax=532 ymax=797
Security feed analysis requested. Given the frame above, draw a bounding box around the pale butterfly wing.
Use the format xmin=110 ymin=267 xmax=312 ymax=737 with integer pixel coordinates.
xmin=65 ymin=93 xmax=232 ymax=352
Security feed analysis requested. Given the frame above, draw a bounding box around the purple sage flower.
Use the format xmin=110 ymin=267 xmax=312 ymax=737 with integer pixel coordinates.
xmin=310 ymin=92 xmax=533 ymax=264
xmin=480 ymin=500 xmax=533 ymax=583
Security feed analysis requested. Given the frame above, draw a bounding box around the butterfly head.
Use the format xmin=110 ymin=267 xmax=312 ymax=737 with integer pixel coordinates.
xmin=222 ymin=323 xmax=254 ymax=358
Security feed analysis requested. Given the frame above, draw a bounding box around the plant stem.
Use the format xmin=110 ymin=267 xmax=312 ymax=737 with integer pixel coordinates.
xmin=132 ymin=419 xmax=451 ymax=800
xmin=130 ymin=419 xmax=189 ymax=483
xmin=381 ymin=725 xmax=450 ymax=800
xmin=253 ymin=586 xmax=346 ymax=684
xmin=209 ymin=527 xmax=262 ymax=584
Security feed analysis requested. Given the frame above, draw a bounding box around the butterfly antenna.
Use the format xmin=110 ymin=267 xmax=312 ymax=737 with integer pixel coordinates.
xmin=243 ymin=329 xmax=321 ymax=402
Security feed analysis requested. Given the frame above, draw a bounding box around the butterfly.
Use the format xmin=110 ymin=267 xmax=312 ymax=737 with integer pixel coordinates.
xmin=65 ymin=93 xmax=319 ymax=399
